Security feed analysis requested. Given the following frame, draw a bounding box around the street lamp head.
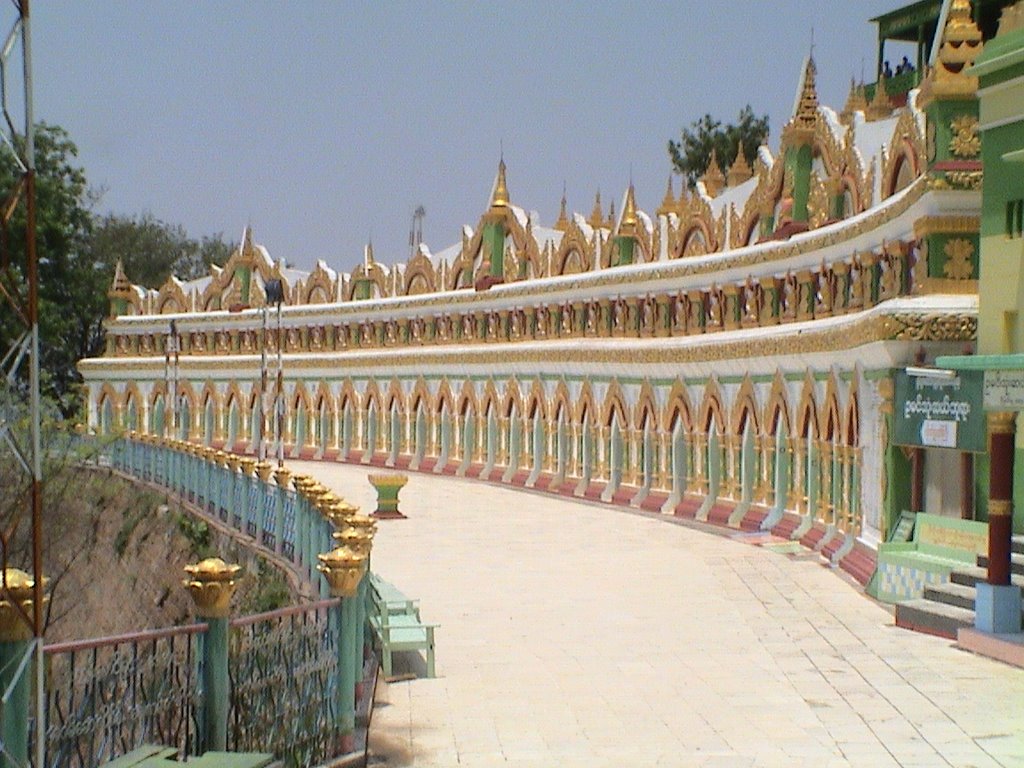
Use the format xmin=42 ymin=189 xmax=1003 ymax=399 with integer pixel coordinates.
xmin=265 ymin=279 xmax=284 ymax=306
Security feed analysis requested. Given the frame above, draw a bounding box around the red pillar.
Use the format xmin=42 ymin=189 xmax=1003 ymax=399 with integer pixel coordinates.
xmin=986 ymin=412 xmax=1016 ymax=587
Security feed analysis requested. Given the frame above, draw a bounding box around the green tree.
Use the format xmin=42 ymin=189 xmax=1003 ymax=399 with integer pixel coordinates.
xmin=89 ymin=212 xmax=235 ymax=290
xmin=0 ymin=123 xmax=101 ymax=416
xmin=668 ymin=105 xmax=770 ymax=189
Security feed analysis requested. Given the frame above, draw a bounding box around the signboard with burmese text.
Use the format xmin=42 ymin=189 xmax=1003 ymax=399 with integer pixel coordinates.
xmin=893 ymin=369 xmax=985 ymax=452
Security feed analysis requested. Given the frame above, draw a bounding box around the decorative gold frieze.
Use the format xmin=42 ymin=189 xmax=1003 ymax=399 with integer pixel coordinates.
xmin=949 ymin=115 xmax=980 ymax=158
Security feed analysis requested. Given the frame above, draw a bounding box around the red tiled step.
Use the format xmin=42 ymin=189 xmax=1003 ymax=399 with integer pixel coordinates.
xmin=820 ymin=531 xmax=848 ymax=562
xmin=839 ymin=541 xmax=877 ymax=586
xmin=770 ymin=513 xmax=801 ymax=540
xmin=674 ymin=496 xmax=702 ymax=518
xmin=798 ymin=522 xmax=828 ymax=551
xmin=739 ymin=506 xmax=769 ymax=532
xmin=610 ymin=485 xmax=636 ymax=505
xmin=706 ymin=502 xmax=735 ymax=527
xmin=640 ymin=491 xmax=669 ymax=512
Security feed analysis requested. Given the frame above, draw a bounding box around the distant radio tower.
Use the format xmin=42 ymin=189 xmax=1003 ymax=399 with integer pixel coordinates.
xmin=409 ymin=205 xmax=425 ymax=257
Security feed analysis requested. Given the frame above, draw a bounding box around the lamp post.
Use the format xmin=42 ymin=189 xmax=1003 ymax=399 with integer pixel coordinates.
xmin=165 ymin=320 xmax=179 ymax=439
xmin=261 ymin=279 xmax=285 ymax=466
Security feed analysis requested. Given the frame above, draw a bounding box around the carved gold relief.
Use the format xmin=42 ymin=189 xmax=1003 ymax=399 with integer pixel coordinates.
xmin=943 ymin=238 xmax=975 ymax=280
xmin=949 ymin=115 xmax=980 ymax=158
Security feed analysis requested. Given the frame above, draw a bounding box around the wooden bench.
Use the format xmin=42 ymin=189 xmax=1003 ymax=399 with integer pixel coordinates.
xmin=368 ymin=574 xmax=437 ymax=679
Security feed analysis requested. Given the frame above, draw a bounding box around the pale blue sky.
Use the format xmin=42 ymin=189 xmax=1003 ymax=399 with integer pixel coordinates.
xmin=34 ymin=1 xmax=912 ymax=274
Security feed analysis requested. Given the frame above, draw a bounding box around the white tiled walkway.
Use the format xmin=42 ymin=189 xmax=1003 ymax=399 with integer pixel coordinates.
xmin=293 ymin=461 xmax=1024 ymax=768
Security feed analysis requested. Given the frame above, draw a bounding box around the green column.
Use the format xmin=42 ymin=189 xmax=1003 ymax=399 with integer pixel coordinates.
xmin=337 ymin=599 xmax=357 ymax=741
xmin=184 ymin=558 xmax=242 ymax=755
xmin=200 ymin=617 xmax=229 ymax=752
xmin=483 ymin=221 xmax=505 ymax=278
xmin=0 ymin=570 xmax=37 ymax=768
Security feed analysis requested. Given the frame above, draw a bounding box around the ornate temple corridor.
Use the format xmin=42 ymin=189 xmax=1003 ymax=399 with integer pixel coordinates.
xmin=291 ymin=460 xmax=1024 ymax=768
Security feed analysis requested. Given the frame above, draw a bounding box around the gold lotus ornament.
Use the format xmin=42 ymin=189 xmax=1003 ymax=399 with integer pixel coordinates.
xmin=239 ymin=457 xmax=257 ymax=476
xmin=324 ymin=499 xmax=359 ymax=529
xmin=274 ymin=467 xmax=293 ymax=490
xmin=332 ymin=527 xmax=372 ymax=558
xmin=255 ymin=461 xmax=274 ymax=482
xmin=226 ymin=455 xmax=241 ymax=472
xmin=183 ymin=558 xmax=242 ymax=619
xmin=317 ymin=547 xmax=367 ymax=598
xmin=0 ymin=569 xmax=47 ymax=642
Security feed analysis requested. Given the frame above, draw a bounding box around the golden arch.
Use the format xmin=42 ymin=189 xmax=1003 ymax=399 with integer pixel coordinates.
xmin=698 ymin=379 xmax=726 ymax=434
xmin=662 ymin=378 xmax=694 ymax=433
xmin=730 ymin=376 xmax=760 ymax=436
xmin=600 ymin=380 xmax=629 ymax=428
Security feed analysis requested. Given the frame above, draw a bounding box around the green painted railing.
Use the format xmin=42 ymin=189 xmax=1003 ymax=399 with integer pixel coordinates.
xmin=21 ymin=434 xmax=368 ymax=768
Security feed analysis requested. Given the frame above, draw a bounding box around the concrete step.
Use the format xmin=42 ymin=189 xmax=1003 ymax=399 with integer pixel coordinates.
xmin=977 ymin=552 xmax=1024 ymax=576
xmin=895 ymin=599 xmax=975 ymax=640
xmin=923 ymin=582 xmax=977 ymax=611
xmin=1014 ymin=535 xmax=1024 ymax=555
xmin=950 ymin=565 xmax=1024 ymax=589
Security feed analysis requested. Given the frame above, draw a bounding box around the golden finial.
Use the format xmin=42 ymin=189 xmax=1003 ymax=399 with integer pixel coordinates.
xmin=619 ymin=184 xmax=638 ymax=235
xmin=317 ymin=547 xmax=367 ymax=598
xmin=657 ymin=175 xmax=676 ymax=217
xmin=701 ymin=149 xmax=725 ymax=198
xmin=866 ymin=74 xmax=892 ymax=121
xmin=997 ymin=2 xmax=1024 ymax=36
xmin=0 ymin=569 xmax=47 ymax=642
xmin=554 ymin=184 xmax=569 ymax=232
xmin=183 ymin=558 xmax=242 ymax=619
xmin=726 ymin=148 xmax=753 ymax=187
xmin=109 ymin=259 xmax=132 ymax=295
xmin=364 ymin=240 xmax=375 ymax=267
xmin=605 ymin=199 xmax=616 ymax=230
xmin=839 ymin=78 xmax=868 ymax=125
xmin=795 ymin=56 xmax=819 ymax=130
xmin=490 ymin=158 xmax=510 ymax=209
xmin=589 ymin=190 xmax=604 ymax=229
xmin=918 ymin=0 xmax=982 ymax=105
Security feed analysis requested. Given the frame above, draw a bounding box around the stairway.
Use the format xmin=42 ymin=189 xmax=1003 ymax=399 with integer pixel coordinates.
xmin=895 ymin=536 xmax=1024 ymax=639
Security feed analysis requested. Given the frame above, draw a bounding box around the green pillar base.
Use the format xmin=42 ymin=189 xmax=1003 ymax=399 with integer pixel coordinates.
xmin=369 ymin=473 xmax=409 ymax=519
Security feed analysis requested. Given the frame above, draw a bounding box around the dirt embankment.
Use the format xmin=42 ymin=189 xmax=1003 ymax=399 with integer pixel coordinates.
xmin=20 ymin=466 xmax=293 ymax=644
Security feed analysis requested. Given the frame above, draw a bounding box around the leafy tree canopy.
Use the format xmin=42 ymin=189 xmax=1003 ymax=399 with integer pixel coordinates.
xmin=0 ymin=123 xmax=234 ymax=416
xmin=89 ymin=212 xmax=235 ymax=290
xmin=668 ymin=105 xmax=770 ymax=190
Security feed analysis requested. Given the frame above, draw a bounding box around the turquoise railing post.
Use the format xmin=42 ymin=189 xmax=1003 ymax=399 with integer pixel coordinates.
xmin=184 ymin=558 xmax=242 ymax=754
xmin=255 ymin=461 xmax=273 ymax=545
xmin=0 ymin=569 xmax=39 ymax=768
xmin=273 ymin=467 xmax=292 ymax=559
xmin=317 ymin=548 xmax=367 ymax=756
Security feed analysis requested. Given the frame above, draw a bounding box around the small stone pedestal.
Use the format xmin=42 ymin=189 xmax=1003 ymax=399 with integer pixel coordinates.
xmin=975 ymin=583 xmax=1023 ymax=634
xmin=368 ymin=473 xmax=409 ymax=519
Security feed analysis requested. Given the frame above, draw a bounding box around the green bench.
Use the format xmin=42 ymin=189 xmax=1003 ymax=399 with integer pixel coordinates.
xmin=368 ymin=573 xmax=437 ymax=679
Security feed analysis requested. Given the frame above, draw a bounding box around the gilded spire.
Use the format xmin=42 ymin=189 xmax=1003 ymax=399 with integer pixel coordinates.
xmin=238 ymin=225 xmax=257 ymax=265
xmin=839 ymin=78 xmax=868 ymax=125
xmin=554 ymin=185 xmax=569 ymax=232
xmin=918 ymin=0 xmax=982 ymax=105
xmin=865 ymin=74 xmax=892 ymax=121
xmin=109 ymin=258 xmax=132 ymax=295
xmin=794 ymin=56 xmax=819 ymax=130
xmin=364 ymin=240 xmax=375 ymax=268
xmin=726 ymin=148 xmax=753 ymax=187
xmin=606 ymin=200 xmax=616 ymax=230
xmin=619 ymin=184 xmax=638 ymax=235
xmin=490 ymin=158 xmax=510 ymax=209
xmin=701 ymin=149 xmax=725 ymax=198
xmin=656 ymin=175 xmax=676 ymax=217
xmin=589 ymin=191 xmax=604 ymax=229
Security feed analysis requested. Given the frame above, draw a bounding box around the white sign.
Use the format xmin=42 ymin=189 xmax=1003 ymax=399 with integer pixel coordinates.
xmin=920 ymin=419 xmax=957 ymax=448
xmin=983 ymin=369 xmax=1024 ymax=411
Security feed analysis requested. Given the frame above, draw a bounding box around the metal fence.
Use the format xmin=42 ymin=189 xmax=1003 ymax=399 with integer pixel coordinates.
xmin=228 ymin=600 xmax=341 ymax=767
xmin=39 ymin=625 xmax=204 ymax=768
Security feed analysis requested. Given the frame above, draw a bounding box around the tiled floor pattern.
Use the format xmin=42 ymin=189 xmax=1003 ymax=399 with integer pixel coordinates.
xmin=292 ymin=461 xmax=1024 ymax=768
